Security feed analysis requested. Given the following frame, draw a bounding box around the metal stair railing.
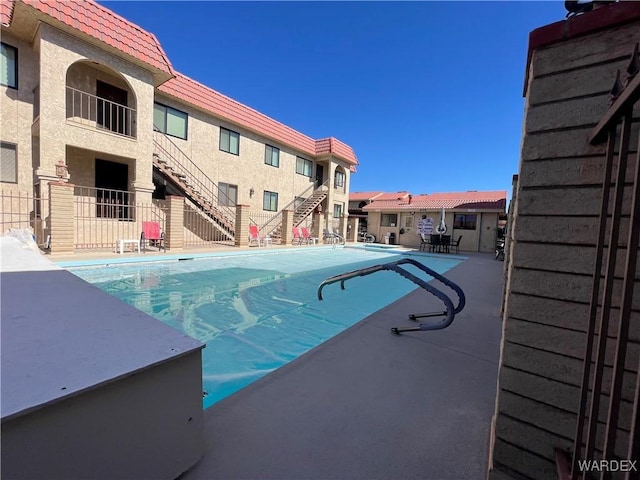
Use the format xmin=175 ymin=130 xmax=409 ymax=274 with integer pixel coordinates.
xmin=153 ymin=130 xmax=235 ymax=236
xmin=257 ymin=179 xmax=329 ymax=238
xmin=317 ymin=258 xmax=465 ymax=334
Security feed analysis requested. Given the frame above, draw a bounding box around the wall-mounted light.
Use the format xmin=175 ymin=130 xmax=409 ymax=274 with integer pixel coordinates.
xmin=410 ymin=211 xmax=415 ymax=216
xmin=55 ymin=160 xmax=68 ymax=180
xmin=249 ymin=187 xmax=255 ymax=198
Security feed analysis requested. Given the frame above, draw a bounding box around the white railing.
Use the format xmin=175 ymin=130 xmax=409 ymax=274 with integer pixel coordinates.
xmin=66 ymin=86 xmax=136 ymax=138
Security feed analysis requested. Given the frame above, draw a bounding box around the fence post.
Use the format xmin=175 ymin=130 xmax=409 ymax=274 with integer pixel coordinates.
xmin=165 ymin=196 xmax=184 ymax=251
xmin=281 ymin=210 xmax=294 ymax=245
xmin=48 ymin=182 xmax=75 ymax=255
xmin=235 ymin=205 xmax=250 ymax=247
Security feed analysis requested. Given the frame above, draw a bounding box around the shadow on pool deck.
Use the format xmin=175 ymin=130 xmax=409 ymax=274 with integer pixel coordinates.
xmin=182 ymin=252 xmax=504 ymax=480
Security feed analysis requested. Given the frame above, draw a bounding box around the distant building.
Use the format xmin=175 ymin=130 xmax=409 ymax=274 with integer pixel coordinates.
xmin=351 ymin=190 xmax=507 ymax=252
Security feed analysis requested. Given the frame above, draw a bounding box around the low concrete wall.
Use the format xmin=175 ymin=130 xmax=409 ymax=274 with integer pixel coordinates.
xmin=1 ymin=237 xmax=204 ymax=480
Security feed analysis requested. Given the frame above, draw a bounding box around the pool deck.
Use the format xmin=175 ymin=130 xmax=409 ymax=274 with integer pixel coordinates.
xmin=33 ymin=243 xmax=503 ymax=479
xmin=180 ymin=250 xmax=504 ymax=480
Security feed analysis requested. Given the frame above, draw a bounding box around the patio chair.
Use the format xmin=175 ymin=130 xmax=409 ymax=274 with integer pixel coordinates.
xmin=441 ymin=235 xmax=451 ymax=254
xmin=451 ymin=235 xmax=463 ymax=254
xmin=301 ymin=227 xmax=318 ymax=245
xmin=419 ymin=233 xmax=430 ymax=251
xmin=429 ymin=234 xmax=440 ymax=253
xmin=248 ymin=224 xmax=263 ymax=247
xmin=323 ymin=228 xmax=338 ymax=244
xmin=141 ymin=221 xmax=165 ymax=252
xmin=292 ymin=227 xmax=306 ymax=245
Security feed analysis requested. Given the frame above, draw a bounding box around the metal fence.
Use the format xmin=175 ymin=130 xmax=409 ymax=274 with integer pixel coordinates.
xmin=66 ymin=86 xmax=136 ymax=138
xmin=565 ymin=46 xmax=640 ymax=480
xmin=0 ymin=189 xmax=48 ymax=247
xmin=74 ymin=186 xmax=166 ymax=250
xmin=184 ymin=199 xmax=234 ymax=248
xmin=248 ymin=209 xmax=314 ymax=244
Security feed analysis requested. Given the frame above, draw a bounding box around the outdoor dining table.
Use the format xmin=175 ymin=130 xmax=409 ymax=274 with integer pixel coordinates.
xmin=430 ymin=234 xmax=451 ymax=254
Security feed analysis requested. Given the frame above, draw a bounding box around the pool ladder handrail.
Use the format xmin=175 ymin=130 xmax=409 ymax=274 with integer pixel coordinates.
xmin=317 ymin=258 xmax=465 ymax=334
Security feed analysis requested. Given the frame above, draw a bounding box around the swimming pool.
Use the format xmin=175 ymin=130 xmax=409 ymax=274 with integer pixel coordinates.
xmin=68 ymin=247 xmax=462 ymax=408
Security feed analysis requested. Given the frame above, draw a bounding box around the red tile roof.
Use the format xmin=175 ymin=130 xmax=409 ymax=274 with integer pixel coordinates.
xmin=0 ymin=0 xmax=15 ymax=25
xmin=4 ymin=0 xmax=173 ymax=75
xmin=349 ymin=191 xmax=384 ymax=202
xmin=158 ymin=73 xmax=358 ymax=167
xmin=362 ymin=190 xmax=507 ymax=211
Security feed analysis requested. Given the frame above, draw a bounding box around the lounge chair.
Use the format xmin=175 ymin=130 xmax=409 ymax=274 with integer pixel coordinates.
xmin=292 ymin=227 xmax=306 ymax=245
xmin=141 ymin=221 xmax=165 ymax=252
xmin=248 ymin=224 xmax=263 ymax=247
xmin=301 ymin=227 xmax=317 ymax=245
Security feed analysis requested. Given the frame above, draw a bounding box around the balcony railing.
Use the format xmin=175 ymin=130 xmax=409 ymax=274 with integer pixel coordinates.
xmin=66 ymin=86 xmax=136 ymax=138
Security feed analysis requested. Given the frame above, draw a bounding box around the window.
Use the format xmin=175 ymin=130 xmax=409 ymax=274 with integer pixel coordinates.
xmin=296 ymin=157 xmax=312 ymax=177
xmin=333 ymin=203 xmax=343 ymax=218
xmin=1 ymin=142 xmax=17 ymax=183
xmin=454 ymin=214 xmax=478 ymax=230
xmin=334 ymin=170 xmax=345 ymax=188
xmin=154 ymin=103 xmax=188 ymax=139
xmin=265 ymin=144 xmax=279 ymax=167
xmin=263 ymin=191 xmax=278 ymax=211
xmin=1 ymin=43 xmax=17 ymax=89
xmin=380 ymin=214 xmax=398 ymax=227
xmin=218 ymin=182 xmax=238 ymax=206
xmin=405 ymin=216 xmax=414 ymax=228
xmin=220 ymin=127 xmax=240 ymax=155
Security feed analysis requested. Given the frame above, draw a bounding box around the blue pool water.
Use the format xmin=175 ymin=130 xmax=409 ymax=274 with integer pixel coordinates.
xmin=69 ymin=247 xmax=462 ymax=408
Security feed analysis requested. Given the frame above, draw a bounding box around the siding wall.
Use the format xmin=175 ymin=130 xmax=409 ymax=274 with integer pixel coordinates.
xmin=489 ymin=17 xmax=640 ymax=480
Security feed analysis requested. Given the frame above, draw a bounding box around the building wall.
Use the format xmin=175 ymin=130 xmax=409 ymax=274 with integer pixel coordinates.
xmin=489 ymin=17 xmax=640 ymax=480
xmin=0 ymin=31 xmax=39 ymax=193
xmin=1 ymin=16 xmax=352 ymax=230
xmin=154 ymin=92 xmax=351 ymax=216
xmin=364 ymin=210 xmax=500 ymax=252
xmin=36 ymin=24 xmax=156 ymax=199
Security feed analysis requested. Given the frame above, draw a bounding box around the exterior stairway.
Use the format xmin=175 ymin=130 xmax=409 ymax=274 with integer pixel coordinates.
xmin=262 ymin=183 xmax=328 ymax=241
xmin=152 ymin=131 xmax=235 ymax=241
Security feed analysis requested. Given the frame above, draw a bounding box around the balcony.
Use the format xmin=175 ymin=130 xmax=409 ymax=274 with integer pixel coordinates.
xmin=66 ymin=86 xmax=137 ymax=139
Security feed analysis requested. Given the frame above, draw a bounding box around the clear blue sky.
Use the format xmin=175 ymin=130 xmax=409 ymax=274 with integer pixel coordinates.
xmin=102 ymin=1 xmax=564 ymax=196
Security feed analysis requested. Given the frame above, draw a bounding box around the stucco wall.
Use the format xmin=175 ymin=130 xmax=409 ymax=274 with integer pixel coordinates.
xmin=0 ymin=31 xmax=39 ymax=193
xmin=153 ymin=92 xmax=351 ymax=216
xmin=36 ymin=24 xmax=156 ymax=199
xmin=364 ymin=210 xmax=499 ymax=252
xmin=489 ymin=16 xmax=640 ymax=480
xmin=1 ymin=8 xmax=354 ymax=245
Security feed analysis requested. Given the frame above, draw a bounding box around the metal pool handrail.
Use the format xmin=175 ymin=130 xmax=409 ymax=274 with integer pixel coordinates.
xmin=317 ymin=258 xmax=465 ymax=334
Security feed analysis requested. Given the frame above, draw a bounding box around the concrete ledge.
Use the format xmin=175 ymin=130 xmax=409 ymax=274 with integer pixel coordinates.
xmin=1 ymin=237 xmax=205 ymax=479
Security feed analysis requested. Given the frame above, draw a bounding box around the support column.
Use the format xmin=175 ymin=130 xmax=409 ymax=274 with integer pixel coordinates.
xmin=339 ymin=216 xmax=347 ymax=239
xmin=48 ymin=182 xmax=75 ymax=255
xmin=235 ymin=205 xmax=250 ymax=247
xmin=165 ymin=196 xmax=184 ymax=251
xmin=281 ymin=210 xmax=294 ymax=246
xmin=311 ymin=213 xmax=322 ymax=241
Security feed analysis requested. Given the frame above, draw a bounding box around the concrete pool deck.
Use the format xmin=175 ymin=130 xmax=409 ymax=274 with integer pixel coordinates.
xmin=181 ymin=251 xmax=503 ymax=480
xmin=3 ymin=242 xmax=503 ymax=479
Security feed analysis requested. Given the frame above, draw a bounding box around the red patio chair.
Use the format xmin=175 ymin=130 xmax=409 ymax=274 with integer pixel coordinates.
xmin=249 ymin=224 xmax=263 ymax=247
xmin=301 ymin=227 xmax=317 ymax=245
xmin=141 ymin=221 xmax=165 ymax=252
xmin=292 ymin=227 xmax=306 ymax=245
